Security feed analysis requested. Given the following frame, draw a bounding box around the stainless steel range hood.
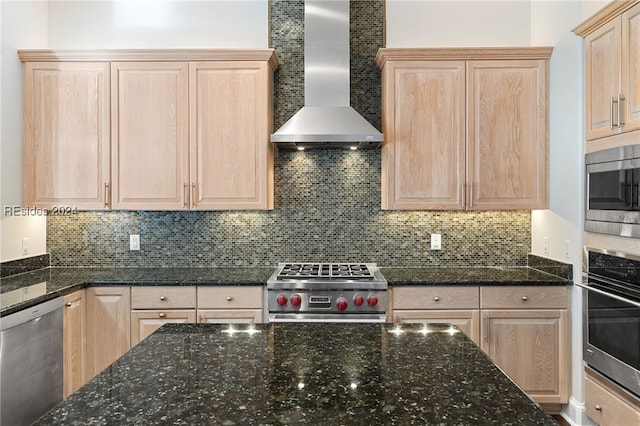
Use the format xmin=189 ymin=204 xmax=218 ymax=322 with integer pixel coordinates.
xmin=270 ymin=0 xmax=383 ymax=150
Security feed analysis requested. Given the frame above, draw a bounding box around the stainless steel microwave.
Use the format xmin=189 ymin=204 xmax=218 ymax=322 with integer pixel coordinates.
xmin=585 ymin=144 xmax=640 ymax=238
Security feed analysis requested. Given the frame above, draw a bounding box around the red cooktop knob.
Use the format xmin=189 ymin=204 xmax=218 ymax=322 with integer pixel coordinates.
xmin=367 ymin=294 xmax=379 ymax=307
xmin=353 ymin=294 xmax=365 ymax=306
xmin=276 ymin=294 xmax=288 ymax=306
xmin=336 ymin=297 xmax=348 ymax=311
xmin=290 ymin=294 xmax=302 ymax=307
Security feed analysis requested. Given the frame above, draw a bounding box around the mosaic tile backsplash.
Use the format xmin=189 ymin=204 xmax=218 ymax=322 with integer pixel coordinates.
xmin=47 ymin=149 xmax=531 ymax=268
xmin=46 ymin=0 xmax=532 ymax=268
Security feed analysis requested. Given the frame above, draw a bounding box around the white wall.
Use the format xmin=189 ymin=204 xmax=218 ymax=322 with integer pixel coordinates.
xmin=1 ymin=1 xmax=48 ymax=262
xmin=47 ymin=0 xmax=268 ymax=48
xmin=385 ymin=0 xmax=532 ymax=47
xmin=530 ymin=1 xmax=588 ymax=421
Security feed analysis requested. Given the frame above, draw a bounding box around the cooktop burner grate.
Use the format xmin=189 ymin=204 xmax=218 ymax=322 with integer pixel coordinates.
xmin=277 ymin=263 xmax=375 ymax=280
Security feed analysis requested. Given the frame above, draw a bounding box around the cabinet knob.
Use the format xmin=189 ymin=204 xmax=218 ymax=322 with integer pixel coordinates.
xmin=159 ymin=313 xmax=166 ymax=318
xmin=594 ymin=405 xmax=602 ymax=412
xmin=159 ymin=296 xmax=166 ymax=301
xmin=521 ymin=296 xmax=528 ymax=302
xmin=433 ymin=296 xmax=440 ymax=302
xmin=226 ymin=296 xmax=233 ymax=302
xmin=65 ymin=302 xmax=72 ymax=307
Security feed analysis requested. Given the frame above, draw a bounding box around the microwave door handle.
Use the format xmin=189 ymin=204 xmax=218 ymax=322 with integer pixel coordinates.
xmin=576 ymin=282 xmax=640 ymax=308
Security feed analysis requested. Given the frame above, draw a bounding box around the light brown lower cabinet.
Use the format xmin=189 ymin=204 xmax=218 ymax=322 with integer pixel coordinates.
xmin=391 ymin=286 xmax=480 ymax=344
xmin=197 ymin=286 xmax=264 ymax=323
xmin=391 ymin=285 xmax=569 ymax=406
xmin=130 ymin=286 xmax=197 ymax=346
xmin=480 ymin=286 xmax=569 ymax=406
xmin=85 ymin=287 xmax=131 ymax=381
xmin=585 ymin=367 xmax=640 ymax=426
xmin=63 ymin=289 xmax=86 ymax=398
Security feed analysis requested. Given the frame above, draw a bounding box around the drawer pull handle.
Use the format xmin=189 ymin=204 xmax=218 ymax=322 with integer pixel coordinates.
xmin=433 ymin=296 xmax=440 ymax=302
xmin=65 ymin=302 xmax=72 ymax=307
xmin=594 ymin=405 xmax=602 ymax=412
xmin=226 ymin=296 xmax=233 ymax=302
xmin=521 ymin=296 xmax=528 ymax=302
xmin=159 ymin=313 xmax=166 ymax=318
xmin=159 ymin=296 xmax=166 ymax=301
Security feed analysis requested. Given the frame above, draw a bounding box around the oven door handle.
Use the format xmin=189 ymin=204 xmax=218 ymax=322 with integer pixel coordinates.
xmin=576 ymin=282 xmax=640 ymax=308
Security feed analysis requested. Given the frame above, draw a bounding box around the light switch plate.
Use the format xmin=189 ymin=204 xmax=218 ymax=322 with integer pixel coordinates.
xmin=129 ymin=234 xmax=140 ymax=251
xmin=430 ymin=233 xmax=441 ymax=250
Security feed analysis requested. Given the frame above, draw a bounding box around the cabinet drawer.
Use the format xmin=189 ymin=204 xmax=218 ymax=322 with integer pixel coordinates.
xmin=197 ymin=286 xmax=263 ymax=309
xmin=585 ymin=370 xmax=640 ymax=426
xmin=131 ymin=286 xmax=196 ymax=309
xmin=480 ymin=286 xmax=568 ymax=309
xmin=393 ymin=286 xmax=479 ymax=309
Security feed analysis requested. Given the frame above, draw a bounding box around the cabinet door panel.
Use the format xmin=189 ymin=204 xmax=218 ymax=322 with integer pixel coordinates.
xmin=585 ymin=20 xmax=621 ymax=140
xmin=63 ymin=290 xmax=86 ymax=398
xmin=198 ymin=309 xmax=263 ymax=323
xmin=394 ymin=309 xmax=480 ymax=344
xmin=467 ymin=60 xmax=547 ymax=209
xmin=585 ymin=369 xmax=640 ymax=426
xmin=23 ymin=62 xmax=110 ymax=209
xmin=382 ymin=61 xmax=465 ymax=210
xmin=86 ymin=287 xmax=130 ymax=381
xmin=621 ymin=4 xmax=640 ymax=133
xmin=111 ymin=62 xmax=189 ymax=210
xmin=130 ymin=310 xmax=196 ymax=346
xmin=481 ymin=309 xmax=568 ymax=404
xmin=190 ymin=61 xmax=273 ymax=210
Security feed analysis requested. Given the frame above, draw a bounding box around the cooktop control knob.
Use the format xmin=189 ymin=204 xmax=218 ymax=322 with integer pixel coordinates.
xmin=367 ymin=294 xmax=379 ymax=307
xmin=290 ymin=294 xmax=302 ymax=307
xmin=336 ymin=297 xmax=348 ymax=311
xmin=276 ymin=294 xmax=288 ymax=306
xmin=353 ymin=294 xmax=365 ymax=306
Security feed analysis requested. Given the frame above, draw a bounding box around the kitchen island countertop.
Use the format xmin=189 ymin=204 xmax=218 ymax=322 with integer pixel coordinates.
xmin=34 ymin=322 xmax=557 ymax=425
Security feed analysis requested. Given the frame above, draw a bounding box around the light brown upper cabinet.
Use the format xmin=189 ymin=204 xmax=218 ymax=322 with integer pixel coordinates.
xmin=22 ymin=62 xmax=111 ymax=210
xmin=20 ymin=50 xmax=277 ymax=211
xmin=189 ymin=62 xmax=274 ymax=210
xmin=574 ymin=1 xmax=640 ymax=141
xmin=376 ymin=48 xmax=551 ymax=211
xmin=111 ymin=62 xmax=189 ymax=210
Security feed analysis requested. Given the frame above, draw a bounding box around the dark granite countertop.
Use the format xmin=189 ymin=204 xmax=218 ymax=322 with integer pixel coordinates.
xmin=0 ymin=264 xmax=572 ymax=317
xmin=381 ymin=266 xmax=571 ymax=286
xmin=0 ymin=267 xmax=273 ymax=316
xmin=35 ymin=322 xmax=556 ymax=425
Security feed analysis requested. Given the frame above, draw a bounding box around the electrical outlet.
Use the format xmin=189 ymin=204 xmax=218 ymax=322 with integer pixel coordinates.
xmin=129 ymin=234 xmax=140 ymax=251
xmin=21 ymin=237 xmax=30 ymax=255
xmin=430 ymin=233 xmax=441 ymax=250
xmin=564 ymin=240 xmax=571 ymax=258
xmin=543 ymin=237 xmax=550 ymax=255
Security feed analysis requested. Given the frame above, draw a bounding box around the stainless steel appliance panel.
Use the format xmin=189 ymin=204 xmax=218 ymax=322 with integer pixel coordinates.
xmin=580 ymin=248 xmax=640 ymax=397
xmin=585 ymin=144 xmax=640 ymax=238
xmin=1 ymin=297 xmax=64 ymax=425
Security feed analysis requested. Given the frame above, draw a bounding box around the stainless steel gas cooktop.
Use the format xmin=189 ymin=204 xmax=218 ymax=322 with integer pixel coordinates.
xmin=266 ymin=263 xmax=388 ymax=323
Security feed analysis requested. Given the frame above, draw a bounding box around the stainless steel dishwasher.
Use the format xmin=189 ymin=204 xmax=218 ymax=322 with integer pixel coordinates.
xmin=1 ymin=297 xmax=63 ymax=425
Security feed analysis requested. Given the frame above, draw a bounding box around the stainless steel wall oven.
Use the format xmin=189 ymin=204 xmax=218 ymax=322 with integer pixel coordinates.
xmin=585 ymin=144 xmax=640 ymax=238
xmin=580 ymin=247 xmax=640 ymax=397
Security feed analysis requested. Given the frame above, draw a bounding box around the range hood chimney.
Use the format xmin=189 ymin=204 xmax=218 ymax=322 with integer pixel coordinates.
xmin=270 ymin=0 xmax=384 ymax=150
